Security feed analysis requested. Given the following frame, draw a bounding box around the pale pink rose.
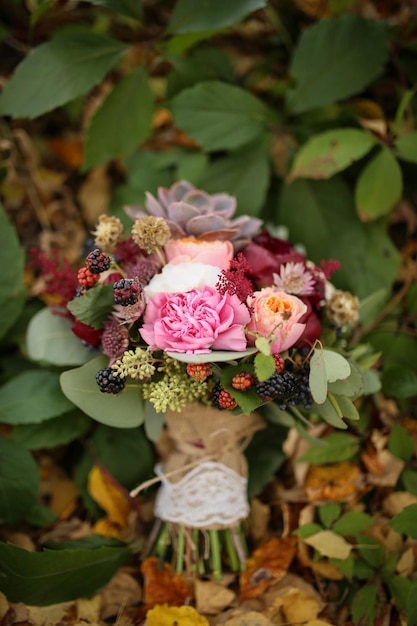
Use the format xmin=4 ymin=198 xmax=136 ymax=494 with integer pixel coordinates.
xmin=165 ymin=237 xmax=233 ymax=270
xmin=247 ymin=287 xmax=307 ymax=353
xmin=139 ymin=286 xmax=250 ymax=353
xmin=144 ymin=261 xmax=221 ymax=300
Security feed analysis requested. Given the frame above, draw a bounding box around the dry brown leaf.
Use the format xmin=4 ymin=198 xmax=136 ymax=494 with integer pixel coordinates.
xmin=195 ymin=580 xmax=235 ymax=615
xmin=248 ymin=498 xmax=271 ymax=545
xmin=396 ymin=546 xmax=416 ymax=577
xmin=76 ymin=596 xmax=102 ymax=623
xmin=141 ymin=557 xmax=193 ymax=608
xmin=27 ymin=602 xmax=72 ymax=626
xmin=304 ymin=530 xmax=353 ymax=560
xmin=0 ymin=593 xmax=9 ymax=619
xmin=77 ymin=166 xmax=110 ymax=227
xmin=305 ymin=462 xmax=363 ymax=502
xmin=100 ymin=568 xmax=142 ymax=620
xmin=222 ymin=610 xmax=273 ymax=626
xmin=240 ymin=536 xmax=297 ymax=601
xmin=263 ymin=574 xmax=324 ymax=623
xmin=366 ymin=450 xmax=405 ymax=487
xmin=363 ymin=521 xmax=403 ymax=554
xmin=88 ymin=465 xmax=132 ymax=533
xmin=146 ymin=604 xmax=208 ymax=626
xmin=382 ymin=491 xmax=417 ymax=516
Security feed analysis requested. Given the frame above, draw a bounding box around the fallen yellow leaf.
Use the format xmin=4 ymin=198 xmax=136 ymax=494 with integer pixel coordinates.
xmin=88 ymin=465 xmax=132 ymax=529
xmin=146 ymin=604 xmax=209 ymax=626
xmin=304 ymin=530 xmax=353 ymax=560
xmin=195 ymin=579 xmax=235 ymax=614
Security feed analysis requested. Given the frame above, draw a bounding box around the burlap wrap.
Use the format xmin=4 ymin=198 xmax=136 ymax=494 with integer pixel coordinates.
xmin=162 ymin=403 xmax=265 ymax=482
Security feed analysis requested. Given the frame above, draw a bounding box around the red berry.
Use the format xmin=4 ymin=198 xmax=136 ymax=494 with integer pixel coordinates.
xmin=186 ymin=363 xmax=212 ymax=381
xmin=273 ymin=354 xmax=285 ymax=373
xmin=218 ymin=389 xmax=237 ymax=410
xmin=77 ymin=266 xmax=99 ymax=287
xmin=231 ymin=371 xmax=255 ymax=390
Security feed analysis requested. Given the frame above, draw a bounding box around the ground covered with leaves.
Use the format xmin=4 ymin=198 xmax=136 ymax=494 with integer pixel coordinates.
xmin=0 ymin=1 xmax=417 ymax=625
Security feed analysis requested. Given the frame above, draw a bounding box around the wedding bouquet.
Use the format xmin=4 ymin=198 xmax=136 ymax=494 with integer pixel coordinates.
xmin=27 ymin=180 xmax=375 ymax=577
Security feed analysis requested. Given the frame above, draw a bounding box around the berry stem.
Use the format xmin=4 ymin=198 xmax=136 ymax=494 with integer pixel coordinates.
xmin=209 ymin=529 xmax=222 ymax=580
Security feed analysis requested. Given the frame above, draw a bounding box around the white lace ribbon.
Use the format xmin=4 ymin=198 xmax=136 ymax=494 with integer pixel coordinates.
xmin=154 ymin=461 xmax=249 ymax=528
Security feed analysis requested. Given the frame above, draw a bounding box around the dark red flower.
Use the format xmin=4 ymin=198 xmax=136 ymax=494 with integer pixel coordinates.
xmin=71 ymin=319 xmax=103 ymax=348
xmin=295 ymin=298 xmax=322 ymax=348
xmin=244 ymin=231 xmax=306 ymax=288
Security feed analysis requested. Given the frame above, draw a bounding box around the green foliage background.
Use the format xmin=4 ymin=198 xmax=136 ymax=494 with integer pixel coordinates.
xmin=0 ymin=0 xmax=416 ymax=623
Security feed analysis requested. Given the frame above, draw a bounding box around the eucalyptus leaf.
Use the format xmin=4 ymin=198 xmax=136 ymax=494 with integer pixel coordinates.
xmin=83 ymin=66 xmax=154 ymax=170
xmin=335 ymin=394 xmax=360 ymax=420
xmin=395 ymin=131 xmax=417 ymax=164
xmin=0 ymin=205 xmax=26 ymax=341
xmin=144 ymin=400 xmax=165 ymax=442
xmin=287 ymin=14 xmax=388 ymax=113
xmin=67 ymin=284 xmax=114 ymax=329
xmin=165 ymin=348 xmax=256 ymax=363
xmin=327 ymin=360 xmax=363 ymax=398
xmin=309 ymin=349 xmax=327 ymax=404
xmin=0 ymin=29 xmax=129 ymax=118
xmin=60 ymin=356 xmax=145 ymax=428
xmin=288 ymin=128 xmax=376 ymax=181
xmin=323 ymin=350 xmax=351 ymax=382
xmin=0 ymin=542 xmax=130 ymax=605
xmin=171 ymin=81 xmax=271 ymax=151
xmin=359 ymin=288 xmax=390 ymax=327
xmin=26 ymin=307 xmax=97 ymax=366
xmin=355 ymin=147 xmax=403 ymax=220
xmin=312 ymin=397 xmax=348 ymax=429
xmin=0 ymin=370 xmax=74 ymax=425
xmin=168 ymin=0 xmax=267 ymax=34
xmin=0 ymin=436 xmax=40 ymax=524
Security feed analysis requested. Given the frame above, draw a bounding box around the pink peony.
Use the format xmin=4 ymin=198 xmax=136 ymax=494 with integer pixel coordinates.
xmin=139 ymin=286 xmax=250 ymax=353
xmin=246 ymin=287 xmax=307 ymax=353
xmin=165 ymin=237 xmax=233 ymax=270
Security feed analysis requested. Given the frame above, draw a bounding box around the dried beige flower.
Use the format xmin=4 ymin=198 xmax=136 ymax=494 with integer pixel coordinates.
xmin=326 ymin=289 xmax=360 ymax=327
xmin=131 ymin=216 xmax=171 ymax=255
xmin=92 ymin=214 xmax=123 ymax=253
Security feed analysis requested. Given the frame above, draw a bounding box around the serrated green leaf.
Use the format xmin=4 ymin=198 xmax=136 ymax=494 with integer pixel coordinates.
xmin=83 ymin=66 xmax=154 ymax=170
xmin=389 ymin=504 xmax=417 ymax=538
xmin=355 ymin=147 xmax=403 ymax=220
xmin=395 ymin=131 xmax=417 ymax=164
xmin=388 ymin=423 xmax=414 ymax=462
xmin=288 ymin=128 xmax=375 ymax=181
xmin=0 ymin=370 xmax=74 ymax=425
xmin=279 ymin=177 xmax=400 ymax=299
xmin=352 ymin=582 xmax=386 ymax=626
xmin=318 ymin=502 xmax=341 ymax=528
xmin=26 ymin=307 xmax=96 ymax=366
xmin=201 ymin=136 xmax=270 ymax=215
xmin=0 ymin=542 xmax=130 ymax=605
xmin=385 ymin=573 xmax=412 ymax=614
xmin=0 ymin=436 xmax=40 ymax=524
xmin=287 ymin=14 xmax=388 ymax=113
xmin=254 ymin=352 xmax=275 ymax=382
xmin=299 ymin=431 xmax=358 ymax=464
xmin=407 ymin=577 xmax=417 ymax=626
xmin=0 ymin=29 xmax=129 ymax=119
xmin=168 ymin=0 xmax=267 ymax=34
xmin=10 ymin=410 xmax=91 ymax=450
xmin=171 ymin=81 xmax=271 ymax=151
xmin=67 ymin=284 xmax=114 ymax=329
xmin=332 ymin=511 xmax=373 ymax=536
xmin=255 ymin=336 xmax=272 ymax=356
xmin=293 ymin=523 xmax=323 ymax=538
xmin=401 ymin=469 xmax=417 ymax=497
xmin=60 ymin=356 xmax=145 ymax=427
xmin=0 ymin=205 xmax=26 ymax=341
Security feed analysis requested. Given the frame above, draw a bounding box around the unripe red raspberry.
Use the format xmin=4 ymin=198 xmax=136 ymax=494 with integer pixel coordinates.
xmin=77 ymin=266 xmax=99 ymax=288
xmin=273 ymin=354 xmax=285 ymax=373
xmin=186 ymin=362 xmax=212 ymax=381
xmin=231 ymin=371 xmax=255 ymax=390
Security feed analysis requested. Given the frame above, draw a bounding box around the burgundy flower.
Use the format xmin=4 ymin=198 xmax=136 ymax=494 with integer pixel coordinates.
xmin=244 ymin=231 xmax=306 ymax=288
xmin=71 ymin=319 xmax=103 ymax=348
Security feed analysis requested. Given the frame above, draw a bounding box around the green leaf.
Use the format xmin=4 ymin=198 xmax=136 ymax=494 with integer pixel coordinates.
xmin=382 ymin=366 xmax=417 ymax=399
xmin=318 ymin=502 xmax=341 ymax=528
xmin=10 ymin=410 xmax=91 ymax=450
xmin=0 ymin=29 xmax=129 ymax=119
xmin=385 ymin=573 xmax=412 ymax=614
xmin=299 ymin=432 xmax=359 ymax=464
xmin=170 ymin=81 xmax=271 ymax=151
xmin=309 ymin=349 xmax=327 ymax=404
xmin=388 ymin=423 xmax=414 ymax=462
xmin=167 ymin=0 xmax=267 ymax=33
xmin=254 ymin=353 xmax=275 ymax=382
xmin=389 ymin=504 xmax=417 ymax=538
xmin=352 ymin=582 xmax=386 ymax=626
xmin=293 ymin=523 xmax=323 ymax=538
xmin=332 ymin=511 xmax=373 ymax=536
xmin=0 ymin=370 xmax=74 ymax=425
xmin=60 ymin=356 xmax=145 ymax=428
xmin=323 ymin=350 xmax=351 ymax=382
xmin=287 ymin=14 xmax=388 ymax=114
xmin=359 ymin=288 xmax=390 ymax=327
xmin=395 ymin=131 xmax=417 ymax=164
xmin=407 ymin=577 xmax=417 ymax=626
xmin=67 ymin=284 xmax=114 ymax=329
xmin=0 ymin=205 xmax=26 ymax=341
xmin=255 ymin=336 xmax=272 ymax=356
xmin=401 ymin=469 xmax=417 ymax=497
xmin=83 ymin=66 xmax=154 ymax=170
xmin=84 ymin=0 xmax=143 ymax=20
xmin=278 ymin=177 xmax=400 ymax=300
xmin=355 ymin=147 xmax=403 ymax=220
xmin=144 ymin=400 xmax=165 ymax=442
xmin=327 ymin=361 xmax=363 ymax=398
xmin=335 ymin=394 xmax=360 ymax=420
xmin=312 ymin=397 xmax=348 ymax=429
xmin=201 ymin=137 xmax=270 ymax=215
xmin=245 ymin=422 xmax=287 ymax=498
xmin=287 ymin=129 xmax=376 ymax=181
xmin=0 ymin=542 xmax=130 ymax=605
xmin=0 ymin=436 xmax=40 ymax=524
xmin=26 ymin=307 xmax=97 ymax=366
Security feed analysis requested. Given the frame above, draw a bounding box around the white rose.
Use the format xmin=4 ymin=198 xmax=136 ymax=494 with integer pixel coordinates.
xmin=144 ymin=261 xmax=221 ymax=301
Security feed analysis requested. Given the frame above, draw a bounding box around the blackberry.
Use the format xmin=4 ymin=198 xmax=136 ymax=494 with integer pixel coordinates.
xmin=86 ymin=248 xmax=111 ymax=274
xmin=186 ymin=362 xmax=212 ymax=381
xmin=113 ymin=278 xmax=141 ymax=306
xmin=211 ymin=381 xmax=237 ymax=410
xmin=255 ymin=370 xmax=299 ymax=405
xmin=96 ymin=367 xmax=125 ymax=394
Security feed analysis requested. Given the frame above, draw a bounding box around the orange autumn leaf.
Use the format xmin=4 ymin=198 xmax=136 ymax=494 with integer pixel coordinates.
xmin=88 ymin=465 xmax=132 ymax=531
xmin=240 ymin=536 xmax=297 ymax=601
xmin=141 ymin=557 xmax=194 ymax=608
xmin=48 ymin=136 xmax=84 ymax=169
xmin=304 ymin=462 xmax=362 ymax=502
